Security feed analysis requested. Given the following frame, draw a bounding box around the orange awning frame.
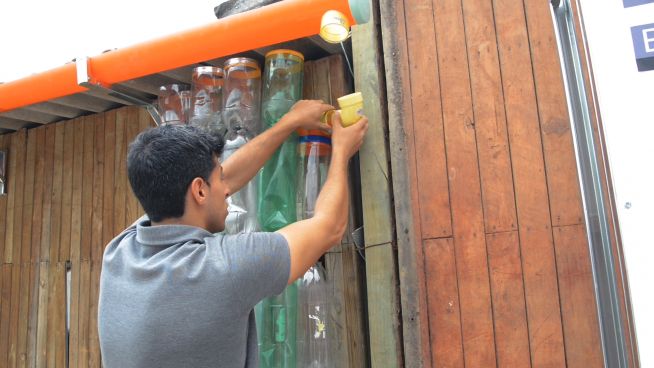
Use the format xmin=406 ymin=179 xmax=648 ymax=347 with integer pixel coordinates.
xmin=0 ymin=0 xmax=370 ymax=113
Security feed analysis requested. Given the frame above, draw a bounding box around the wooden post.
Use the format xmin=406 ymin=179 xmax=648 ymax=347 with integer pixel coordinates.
xmin=353 ymin=1 xmax=404 ymax=366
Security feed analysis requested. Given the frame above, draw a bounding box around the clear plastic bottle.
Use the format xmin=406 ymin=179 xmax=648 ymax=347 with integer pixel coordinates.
xmin=256 ymin=49 xmax=304 ymax=368
xmin=297 ymin=264 xmax=331 ymax=368
xmin=258 ymin=49 xmax=304 ymax=232
xmin=296 ymin=135 xmax=331 ymax=220
xmin=189 ymin=66 xmax=225 ymax=135
xmin=223 ymin=57 xmax=262 ymax=142
xmin=221 ymin=58 xmax=262 ymax=234
xmin=158 ymin=83 xmax=190 ymax=125
xmin=296 ymin=135 xmax=333 ymax=368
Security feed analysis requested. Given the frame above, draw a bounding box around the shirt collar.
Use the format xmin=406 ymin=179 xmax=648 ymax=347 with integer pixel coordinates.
xmin=135 ymin=216 xmax=215 ymax=246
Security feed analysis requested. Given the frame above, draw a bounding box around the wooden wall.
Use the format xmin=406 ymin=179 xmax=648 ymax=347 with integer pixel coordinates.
xmin=380 ymin=0 xmax=604 ymax=367
xmin=0 ymin=106 xmax=152 ymax=367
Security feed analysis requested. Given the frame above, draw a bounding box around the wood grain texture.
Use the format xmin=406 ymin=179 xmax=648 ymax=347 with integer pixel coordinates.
xmin=0 ymin=264 xmax=13 ymax=367
xmin=424 ymin=238 xmax=464 ymax=368
xmin=39 ymin=125 xmax=57 ymax=262
xmin=486 ymin=231 xmax=531 ymax=368
xmin=91 ymin=114 xmax=105 ymax=262
xmin=404 ymin=0 xmax=451 ymax=239
xmin=81 ymin=116 xmax=95 ymax=261
xmin=493 ymin=0 xmax=567 ymax=365
xmin=433 ymin=0 xmax=497 ymax=365
xmin=58 ymin=120 xmax=75 ymax=262
xmin=462 ymin=0 xmax=517 ymax=234
xmin=523 ymin=0 xmax=584 ymax=227
xmin=554 ymin=225 xmax=603 ymax=368
xmin=360 ymin=0 xmax=408 ymax=365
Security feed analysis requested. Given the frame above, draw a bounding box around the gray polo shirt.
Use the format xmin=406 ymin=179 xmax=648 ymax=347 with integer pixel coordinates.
xmin=98 ymin=217 xmax=290 ymax=368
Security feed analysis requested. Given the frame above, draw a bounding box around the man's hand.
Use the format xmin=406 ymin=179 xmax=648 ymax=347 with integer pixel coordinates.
xmin=282 ymin=100 xmax=334 ymax=132
xmin=330 ymin=112 xmax=369 ymax=160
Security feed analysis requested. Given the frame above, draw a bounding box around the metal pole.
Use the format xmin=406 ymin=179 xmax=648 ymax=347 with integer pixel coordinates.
xmin=549 ymin=1 xmax=629 ymax=367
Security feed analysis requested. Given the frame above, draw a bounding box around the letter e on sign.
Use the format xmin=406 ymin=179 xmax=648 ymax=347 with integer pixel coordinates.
xmin=631 ymin=23 xmax=654 ymax=71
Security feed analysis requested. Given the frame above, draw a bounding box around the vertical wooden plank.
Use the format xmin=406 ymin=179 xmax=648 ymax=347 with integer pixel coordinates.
xmin=27 ymin=128 xmax=46 ymax=367
xmin=11 ymin=130 xmax=27 ymax=264
xmin=357 ymin=1 xmax=407 ymax=364
xmin=404 ymin=0 xmax=452 ymax=239
xmin=432 ymin=0 xmax=497 ymax=366
xmin=77 ymin=260 xmax=91 ymax=368
xmin=0 ymin=134 xmax=7 ymax=262
xmin=88 ymin=260 xmax=101 ymax=368
xmin=53 ymin=262 xmax=66 ymax=368
xmin=30 ymin=127 xmax=46 ymax=262
xmin=58 ymin=120 xmax=75 ymax=262
xmin=40 ymin=125 xmax=57 ymax=262
xmin=424 ymin=238 xmax=464 ymax=368
xmin=329 ymin=54 xmax=367 ymax=368
xmin=70 ymin=118 xmax=85 ymax=262
xmin=68 ymin=262 xmax=80 ymax=368
xmin=523 ymin=0 xmax=584 ymax=227
xmin=7 ymin=263 xmax=21 ymax=367
xmin=17 ymin=130 xmax=37 ymax=368
xmin=21 ymin=129 xmax=37 ymax=264
xmin=81 ymin=116 xmax=95 ymax=261
xmin=35 ymin=262 xmax=49 ymax=368
xmin=124 ymin=107 xmax=141 ymax=226
xmin=0 ymin=264 xmax=13 ymax=367
xmin=365 ymin=244 xmax=402 ymax=367
xmin=91 ymin=114 xmax=105 ymax=263
xmin=486 ymin=231 xmax=531 ymax=368
xmin=312 ymin=57 xmax=349 ymax=367
xmin=102 ymin=110 xmax=116 ymax=248
xmin=113 ymin=108 xmax=127 ymax=236
xmin=492 ymin=0 xmax=567 ymax=365
xmin=49 ymin=123 xmax=66 ymax=264
xmin=16 ymin=265 xmax=31 ymax=368
xmin=554 ymin=225 xmax=603 ymax=368
xmin=46 ymin=261 xmax=57 ymax=368
xmin=461 ymin=0 xmax=517 ymax=233
xmin=2 ymin=132 xmax=19 ymax=264
xmin=135 ymin=108 xmax=154 ymax=216
xmin=7 ymin=130 xmax=26 ymax=368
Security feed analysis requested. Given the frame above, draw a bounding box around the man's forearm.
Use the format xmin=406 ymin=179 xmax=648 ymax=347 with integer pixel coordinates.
xmin=221 ymin=117 xmax=296 ymax=195
xmin=313 ymin=151 xmax=350 ymax=246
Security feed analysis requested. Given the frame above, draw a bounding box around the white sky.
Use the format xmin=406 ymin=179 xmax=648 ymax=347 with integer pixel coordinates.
xmin=0 ymin=0 xmax=220 ymax=83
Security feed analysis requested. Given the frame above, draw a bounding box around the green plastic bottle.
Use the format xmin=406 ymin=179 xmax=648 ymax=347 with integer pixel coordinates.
xmin=256 ymin=49 xmax=304 ymax=368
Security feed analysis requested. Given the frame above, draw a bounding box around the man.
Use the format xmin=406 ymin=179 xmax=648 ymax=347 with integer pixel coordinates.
xmin=98 ymin=100 xmax=368 ymax=367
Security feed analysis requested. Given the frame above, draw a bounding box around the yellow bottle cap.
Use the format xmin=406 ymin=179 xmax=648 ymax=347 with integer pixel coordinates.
xmin=320 ymin=10 xmax=351 ymax=44
xmin=337 ymin=92 xmax=363 ymax=108
xmin=337 ymin=92 xmax=364 ymax=127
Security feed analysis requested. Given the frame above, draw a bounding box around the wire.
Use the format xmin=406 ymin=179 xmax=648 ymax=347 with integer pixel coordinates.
xmin=340 ymin=42 xmax=354 ymax=79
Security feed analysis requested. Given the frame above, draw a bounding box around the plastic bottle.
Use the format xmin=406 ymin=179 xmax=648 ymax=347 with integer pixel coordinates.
xmin=221 ymin=58 xmax=262 ymax=234
xmin=256 ymin=49 xmax=304 ymax=368
xmin=189 ymin=66 xmax=225 ymax=135
xmin=157 ymin=83 xmax=190 ymax=125
xmin=258 ymin=49 xmax=304 ymax=231
xmin=296 ymin=134 xmax=333 ymax=368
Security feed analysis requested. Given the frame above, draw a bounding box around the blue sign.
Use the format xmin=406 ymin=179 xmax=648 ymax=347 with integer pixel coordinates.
xmin=624 ymin=0 xmax=654 ymax=7
xmin=632 ymin=23 xmax=654 ymax=71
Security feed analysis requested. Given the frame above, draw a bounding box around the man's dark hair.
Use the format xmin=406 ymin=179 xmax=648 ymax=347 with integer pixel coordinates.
xmin=127 ymin=125 xmax=225 ymax=222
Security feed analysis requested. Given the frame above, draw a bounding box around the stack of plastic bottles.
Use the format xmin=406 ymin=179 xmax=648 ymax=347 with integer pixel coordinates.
xmin=222 ymin=57 xmax=263 ymax=234
xmin=256 ymin=49 xmax=305 ymax=368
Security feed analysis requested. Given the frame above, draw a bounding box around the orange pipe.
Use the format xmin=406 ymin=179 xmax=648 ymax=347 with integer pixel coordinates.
xmin=0 ymin=0 xmax=358 ymax=113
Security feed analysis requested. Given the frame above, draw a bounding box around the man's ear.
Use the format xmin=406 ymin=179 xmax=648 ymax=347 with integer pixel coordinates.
xmin=189 ymin=177 xmax=208 ymax=205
